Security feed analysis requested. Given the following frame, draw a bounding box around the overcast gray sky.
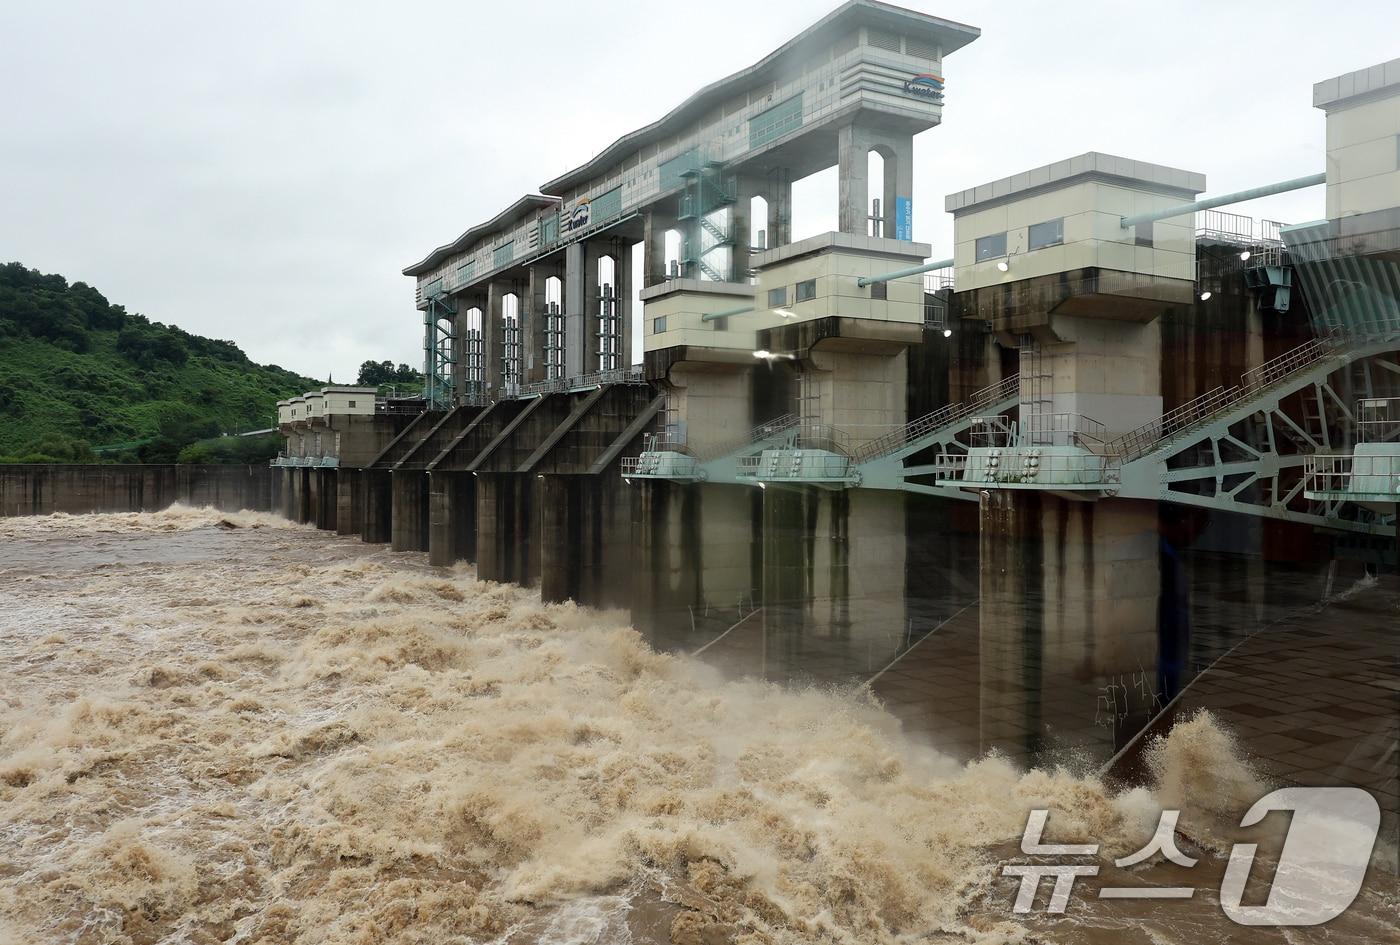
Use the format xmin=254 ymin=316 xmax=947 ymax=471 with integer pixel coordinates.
xmin=2 ymin=1 xmax=1396 ymax=381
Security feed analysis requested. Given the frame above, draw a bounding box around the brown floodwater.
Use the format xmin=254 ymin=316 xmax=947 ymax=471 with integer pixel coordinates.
xmin=0 ymin=508 xmax=1393 ymax=944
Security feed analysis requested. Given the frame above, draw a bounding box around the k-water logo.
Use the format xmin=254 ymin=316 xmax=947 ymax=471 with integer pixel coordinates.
xmin=903 ymin=73 xmax=944 ymax=102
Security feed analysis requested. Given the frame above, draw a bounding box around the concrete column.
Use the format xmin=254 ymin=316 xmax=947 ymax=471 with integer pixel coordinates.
xmin=525 ymin=267 xmax=549 ymax=384
xmin=980 ymin=493 xmax=1162 ymax=764
xmin=766 ymin=167 xmax=792 ymax=247
xmin=390 ymin=470 xmax=430 ymax=552
xmin=475 ymin=473 xmax=534 ymax=585
xmin=838 ymin=122 xmax=914 ymax=238
xmin=838 ymin=123 xmax=870 ymax=236
xmin=732 ymin=174 xmax=762 ymax=277
xmin=564 ymin=243 xmax=587 ymax=378
xmin=361 ymin=468 xmax=392 ymax=544
xmin=428 ymin=471 xmax=476 ymax=566
xmin=335 ymin=468 xmax=359 ymax=536
xmin=643 ymin=206 xmax=678 ymax=288
xmin=485 ymin=282 xmax=509 ymax=397
xmin=613 ymin=242 xmax=634 ymax=367
xmin=583 ymin=243 xmax=602 ymax=373
xmin=882 ymin=138 xmax=914 ymax=240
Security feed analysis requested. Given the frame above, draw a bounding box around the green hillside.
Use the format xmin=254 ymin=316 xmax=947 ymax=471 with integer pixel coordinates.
xmin=0 ymin=262 xmax=318 ymax=463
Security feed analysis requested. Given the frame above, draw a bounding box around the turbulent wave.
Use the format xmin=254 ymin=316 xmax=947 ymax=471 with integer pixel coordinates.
xmin=0 ymin=510 xmax=1388 ymax=944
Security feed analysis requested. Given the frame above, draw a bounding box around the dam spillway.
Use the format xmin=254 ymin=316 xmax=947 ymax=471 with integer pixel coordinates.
xmin=269 ymin=2 xmax=1398 ymax=875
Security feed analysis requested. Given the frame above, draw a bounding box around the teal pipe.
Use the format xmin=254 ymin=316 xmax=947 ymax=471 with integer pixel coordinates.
xmin=1120 ymin=172 xmax=1325 ymax=229
xmin=700 ymin=304 xmax=755 ymax=323
xmin=855 ymin=257 xmax=955 ymax=288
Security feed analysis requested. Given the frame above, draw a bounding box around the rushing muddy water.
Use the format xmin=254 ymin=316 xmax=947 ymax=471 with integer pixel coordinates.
xmin=0 ymin=508 xmax=1393 ymax=944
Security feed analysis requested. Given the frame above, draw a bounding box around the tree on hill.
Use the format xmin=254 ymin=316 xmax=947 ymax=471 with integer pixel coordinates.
xmin=0 ymin=261 xmax=320 ymax=463
xmin=357 ymin=359 xmax=422 ymax=387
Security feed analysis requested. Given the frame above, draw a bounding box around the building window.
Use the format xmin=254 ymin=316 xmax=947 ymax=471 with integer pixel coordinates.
xmin=975 ymin=232 xmax=1007 ymax=261
xmin=795 ymin=279 xmax=817 ymax=302
xmin=653 ymin=316 xmax=667 ymax=333
xmin=711 ymin=316 xmax=728 ymax=331
xmin=347 ymin=400 xmax=356 ymax=408
xmin=870 ymin=281 xmax=887 ymax=300
xmin=768 ymin=286 xmax=788 ymax=307
xmin=1135 ymin=221 xmax=1154 ymax=247
xmin=1029 ymin=218 xmax=1064 ymax=250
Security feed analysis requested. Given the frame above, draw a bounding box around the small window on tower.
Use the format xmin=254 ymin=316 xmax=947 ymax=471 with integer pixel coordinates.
xmin=870 ymin=281 xmax=887 ymax=300
xmin=975 ymin=232 xmax=1007 ymax=261
xmin=1135 ymin=221 xmax=1154 ymax=247
xmin=795 ymin=279 xmax=817 ymax=302
xmin=654 ymin=316 xmax=667 ymax=333
xmin=1029 ymin=218 xmax=1064 ymax=250
xmin=347 ymin=400 xmax=356 ymax=408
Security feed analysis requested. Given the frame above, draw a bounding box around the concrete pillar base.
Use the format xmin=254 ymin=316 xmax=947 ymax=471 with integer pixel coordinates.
xmin=391 ymin=470 xmax=430 ymax=553
xmin=428 ymin=471 xmax=477 ymax=567
xmin=361 ymin=469 xmax=392 ymax=544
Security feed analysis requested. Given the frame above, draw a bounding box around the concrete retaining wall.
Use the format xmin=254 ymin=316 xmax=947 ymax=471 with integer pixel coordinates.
xmin=0 ymin=464 xmax=275 ymax=517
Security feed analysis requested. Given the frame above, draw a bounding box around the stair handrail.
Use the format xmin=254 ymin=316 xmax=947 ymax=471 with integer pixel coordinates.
xmin=853 ymin=373 xmax=1021 ymax=462
xmin=1106 ymin=332 xmax=1348 ymax=462
xmin=700 ymin=413 xmax=801 ymax=460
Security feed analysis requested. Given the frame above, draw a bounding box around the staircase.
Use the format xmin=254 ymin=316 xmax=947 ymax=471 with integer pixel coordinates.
xmin=852 ymin=374 xmax=1021 ymax=464
xmin=1106 ymin=334 xmax=1353 ymax=464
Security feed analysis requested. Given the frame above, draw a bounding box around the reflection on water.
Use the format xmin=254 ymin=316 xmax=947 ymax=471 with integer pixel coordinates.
xmin=0 ymin=507 xmax=1393 ymax=944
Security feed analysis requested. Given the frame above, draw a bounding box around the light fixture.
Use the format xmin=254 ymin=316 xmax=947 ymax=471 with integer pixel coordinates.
xmin=1199 ymin=290 xmax=1212 ymax=301
xmin=996 ymin=259 xmax=1010 ymax=272
xmin=1239 ymin=250 xmax=1251 ymax=262
xmin=942 ymin=328 xmax=953 ymax=338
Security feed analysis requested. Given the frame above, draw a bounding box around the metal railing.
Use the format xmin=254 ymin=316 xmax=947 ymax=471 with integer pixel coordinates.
xmin=792 ymin=422 xmax=850 ymax=455
xmin=922 ymin=266 xmax=954 ymax=292
xmin=642 ymin=431 xmax=689 ymax=454
xmin=1195 ymin=209 xmax=1256 ymax=244
xmin=1356 ymin=397 xmax=1400 ymax=443
xmin=736 ymin=455 xmax=763 ymax=477
xmin=1302 ymin=453 xmax=1400 ymax=497
xmin=1106 ymin=333 xmax=1345 ymax=463
xmin=852 ymin=374 xmax=1020 ymax=462
xmin=1021 ymin=412 xmax=1107 ymax=448
xmin=700 ymin=413 xmax=800 ymax=460
xmin=934 ymin=453 xmax=969 ymax=479
xmin=519 ymin=377 xmax=566 ymax=397
xmin=1305 ymin=454 xmax=1355 ymax=495
xmin=620 ymin=456 xmax=643 ymax=476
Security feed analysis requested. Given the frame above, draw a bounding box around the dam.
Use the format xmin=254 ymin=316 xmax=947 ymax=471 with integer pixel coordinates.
xmin=266 ymin=0 xmax=1397 ymax=857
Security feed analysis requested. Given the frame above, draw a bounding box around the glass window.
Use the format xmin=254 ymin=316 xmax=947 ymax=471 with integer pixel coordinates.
xmin=653 ymin=316 xmax=667 ymax=333
xmin=870 ymin=281 xmax=887 ymax=300
xmin=711 ymin=316 xmax=728 ymax=331
xmin=1135 ymin=221 xmax=1154 ymax=247
xmin=975 ymin=232 xmax=1007 ymax=261
xmin=1029 ymin=218 xmax=1064 ymax=250
xmin=768 ymin=286 xmax=788 ymax=307
xmin=796 ymin=279 xmax=817 ymax=302
xmin=347 ymin=400 xmax=356 ymax=408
